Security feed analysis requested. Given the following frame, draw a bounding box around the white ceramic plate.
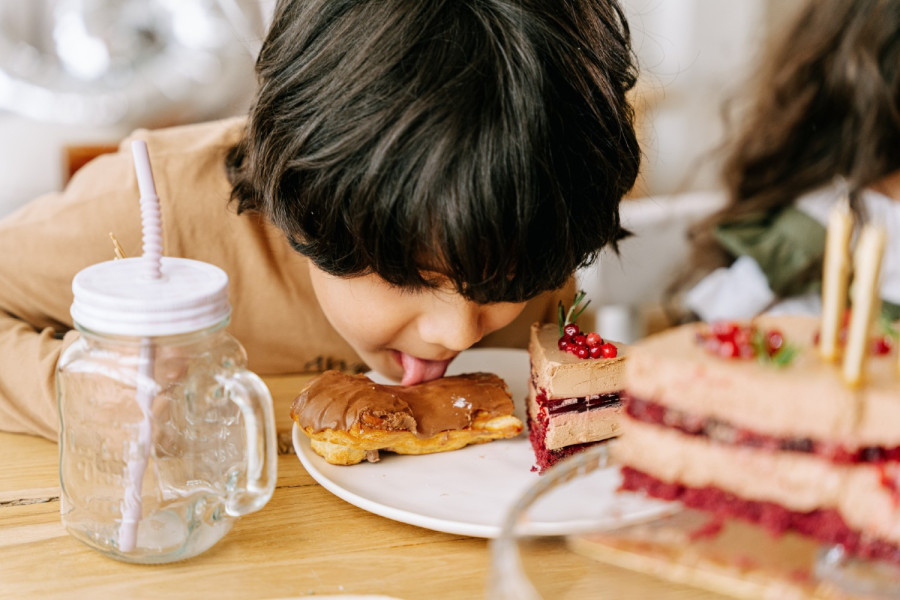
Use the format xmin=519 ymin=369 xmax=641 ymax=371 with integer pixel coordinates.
xmin=293 ymin=348 xmax=670 ymax=538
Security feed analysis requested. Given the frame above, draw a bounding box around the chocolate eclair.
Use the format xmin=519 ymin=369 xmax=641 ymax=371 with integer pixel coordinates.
xmin=290 ymin=370 xmax=523 ymax=465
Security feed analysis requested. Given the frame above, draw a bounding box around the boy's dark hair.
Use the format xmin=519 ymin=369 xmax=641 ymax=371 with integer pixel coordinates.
xmin=226 ymin=0 xmax=640 ymax=304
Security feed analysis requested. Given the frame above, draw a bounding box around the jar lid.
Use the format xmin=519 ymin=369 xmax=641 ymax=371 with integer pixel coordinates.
xmin=71 ymin=256 xmax=231 ymax=336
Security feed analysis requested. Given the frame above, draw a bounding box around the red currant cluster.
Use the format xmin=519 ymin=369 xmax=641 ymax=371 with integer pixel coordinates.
xmin=557 ymin=323 xmax=618 ymax=359
xmin=811 ymin=308 xmax=895 ymax=356
xmin=872 ymin=336 xmax=893 ymax=355
xmin=697 ymin=321 xmax=785 ymax=361
xmin=813 ymin=330 xmax=894 ymax=356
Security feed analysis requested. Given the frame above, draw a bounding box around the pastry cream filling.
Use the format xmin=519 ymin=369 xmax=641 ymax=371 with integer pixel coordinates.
xmin=544 ymin=405 xmax=622 ymax=450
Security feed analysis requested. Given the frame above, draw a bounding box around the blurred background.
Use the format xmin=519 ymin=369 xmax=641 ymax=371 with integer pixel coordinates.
xmin=623 ymin=0 xmax=803 ymax=196
xmin=0 ymin=0 xmax=275 ymax=215
xmin=0 ymin=0 xmax=805 ymax=339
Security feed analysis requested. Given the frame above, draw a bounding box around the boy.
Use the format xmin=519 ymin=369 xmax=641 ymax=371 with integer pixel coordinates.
xmin=0 ymin=0 xmax=640 ymax=439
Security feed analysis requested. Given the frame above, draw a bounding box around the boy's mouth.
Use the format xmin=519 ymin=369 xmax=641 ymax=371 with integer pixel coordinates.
xmin=396 ymin=352 xmax=454 ymax=386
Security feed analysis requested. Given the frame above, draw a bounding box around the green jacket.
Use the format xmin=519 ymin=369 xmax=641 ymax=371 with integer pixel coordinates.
xmin=714 ymin=206 xmax=900 ymax=321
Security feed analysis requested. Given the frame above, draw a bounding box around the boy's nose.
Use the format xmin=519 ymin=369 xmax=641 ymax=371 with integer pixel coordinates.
xmin=418 ymin=299 xmax=485 ymax=352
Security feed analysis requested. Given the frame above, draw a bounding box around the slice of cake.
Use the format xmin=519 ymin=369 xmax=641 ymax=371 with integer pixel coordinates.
xmin=527 ymin=318 xmax=627 ymax=473
xmin=614 ymin=314 xmax=900 ymax=564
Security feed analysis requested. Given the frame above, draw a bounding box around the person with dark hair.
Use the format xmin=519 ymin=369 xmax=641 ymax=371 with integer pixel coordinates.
xmin=671 ymin=0 xmax=900 ymax=324
xmin=0 ymin=0 xmax=641 ymax=439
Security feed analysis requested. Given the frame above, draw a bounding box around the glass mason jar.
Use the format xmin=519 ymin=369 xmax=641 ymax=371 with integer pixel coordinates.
xmin=58 ymin=256 xmax=277 ymax=563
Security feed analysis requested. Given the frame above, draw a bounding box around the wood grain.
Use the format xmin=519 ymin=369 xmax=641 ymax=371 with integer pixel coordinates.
xmin=0 ymin=374 xmax=734 ymax=600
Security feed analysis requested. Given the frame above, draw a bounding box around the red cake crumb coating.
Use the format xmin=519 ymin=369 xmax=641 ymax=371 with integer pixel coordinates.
xmin=526 ymin=400 xmax=603 ymax=472
xmin=620 ymin=466 xmax=900 ymax=565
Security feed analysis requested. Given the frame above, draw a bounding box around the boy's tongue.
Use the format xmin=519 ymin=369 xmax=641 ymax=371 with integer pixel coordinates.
xmin=399 ymin=353 xmax=453 ymax=386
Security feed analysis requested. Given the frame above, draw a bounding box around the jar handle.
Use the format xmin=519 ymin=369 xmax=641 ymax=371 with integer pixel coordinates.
xmin=224 ymin=370 xmax=277 ymax=516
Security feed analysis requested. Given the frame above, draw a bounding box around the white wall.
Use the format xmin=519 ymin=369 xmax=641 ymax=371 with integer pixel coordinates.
xmin=622 ymin=0 xmax=804 ymax=197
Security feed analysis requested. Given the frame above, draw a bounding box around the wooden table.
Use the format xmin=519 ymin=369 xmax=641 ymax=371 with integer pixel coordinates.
xmin=0 ymin=374 xmax=728 ymax=600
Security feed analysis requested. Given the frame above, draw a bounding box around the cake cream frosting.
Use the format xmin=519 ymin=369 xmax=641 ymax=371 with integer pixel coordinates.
xmin=625 ymin=316 xmax=900 ymax=445
xmin=527 ymin=322 xmax=627 ymax=471
xmin=614 ymin=314 xmax=900 ymax=563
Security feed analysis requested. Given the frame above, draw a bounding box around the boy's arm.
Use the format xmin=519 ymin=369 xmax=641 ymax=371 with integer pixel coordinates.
xmin=0 ymin=318 xmax=79 ymax=438
xmin=0 ymin=151 xmax=142 ymax=439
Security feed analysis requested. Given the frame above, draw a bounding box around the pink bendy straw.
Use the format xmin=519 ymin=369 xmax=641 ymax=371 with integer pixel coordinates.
xmin=118 ymin=140 xmax=163 ymax=552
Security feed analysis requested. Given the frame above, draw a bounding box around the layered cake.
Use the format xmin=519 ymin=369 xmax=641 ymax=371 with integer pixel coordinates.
xmin=291 ymin=370 xmax=523 ymax=465
xmin=614 ymin=313 xmax=900 ymax=564
xmin=527 ymin=320 xmax=627 ymax=472
xmin=614 ymin=211 xmax=900 ymax=566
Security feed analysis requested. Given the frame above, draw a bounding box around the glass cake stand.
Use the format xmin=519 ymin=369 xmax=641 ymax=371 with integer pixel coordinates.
xmin=488 ymin=443 xmax=900 ymax=600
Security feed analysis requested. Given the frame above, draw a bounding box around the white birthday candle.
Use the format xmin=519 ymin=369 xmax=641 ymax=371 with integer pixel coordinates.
xmin=842 ymin=225 xmax=886 ymax=387
xmin=819 ymin=198 xmax=853 ymax=362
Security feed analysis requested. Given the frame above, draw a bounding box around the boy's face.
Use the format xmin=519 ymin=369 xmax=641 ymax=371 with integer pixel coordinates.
xmin=308 ymin=264 xmax=526 ymax=385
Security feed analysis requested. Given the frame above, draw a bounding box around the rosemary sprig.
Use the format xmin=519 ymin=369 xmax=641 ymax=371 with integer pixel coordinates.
xmin=557 ymin=289 xmax=591 ymax=337
xmin=880 ymin=314 xmax=899 ymax=341
xmin=750 ymin=328 xmax=798 ymax=368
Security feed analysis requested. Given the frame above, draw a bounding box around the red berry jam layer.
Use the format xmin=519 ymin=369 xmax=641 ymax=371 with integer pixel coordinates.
xmin=620 ymin=466 xmax=900 ymax=566
xmin=541 ymin=391 xmax=621 ymax=416
xmin=527 ymin=412 xmax=597 ymax=473
xmin=625 ymin=394 xmax=900 ymax=465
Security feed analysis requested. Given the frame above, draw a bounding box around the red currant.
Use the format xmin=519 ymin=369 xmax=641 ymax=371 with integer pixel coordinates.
xmin=576 ymin=346 xmax=589 ymax=359
xmin=589 ymin=345 xmax=603 ymax=359
xmin=733 ymin=327 xmax=752 ymax=348
xmin=558 ymin=338 xmax=569 ymax=351
xmin=766 ymin=330 xmax=784 ymax=355
xmin=600 ymin=343 xmax=617 ymax=358
xmin=712 ymin=321 xmax=739 ymax=342
xmin=573 ymin=333 xmax=587 ymax=347
xmin=718 ymin=340 xmax=739 ymax=358
xmin=872 ymin=337 xmax=892 ymax=355
xmin=563 ymin=324 xmax=579 ymax=338
xmin=585 ymin=332 xmax=603 ymax=347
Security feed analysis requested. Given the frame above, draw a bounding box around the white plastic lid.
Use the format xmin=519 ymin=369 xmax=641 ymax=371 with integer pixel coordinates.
xmin=71 ymin=256 xmax=231 ymax=337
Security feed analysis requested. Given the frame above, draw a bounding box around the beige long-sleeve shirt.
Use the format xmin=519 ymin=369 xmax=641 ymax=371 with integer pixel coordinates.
xmin=0 ymin=118 xmax=569 ymax=440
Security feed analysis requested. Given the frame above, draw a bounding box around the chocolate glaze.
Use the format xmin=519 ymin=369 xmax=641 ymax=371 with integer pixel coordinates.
xmin=290 ymin=370 xmax=514 ymax=438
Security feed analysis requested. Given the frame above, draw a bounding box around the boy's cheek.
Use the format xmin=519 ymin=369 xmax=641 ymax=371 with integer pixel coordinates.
xmin=484 ymin=302 xmax=529 ymax=334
